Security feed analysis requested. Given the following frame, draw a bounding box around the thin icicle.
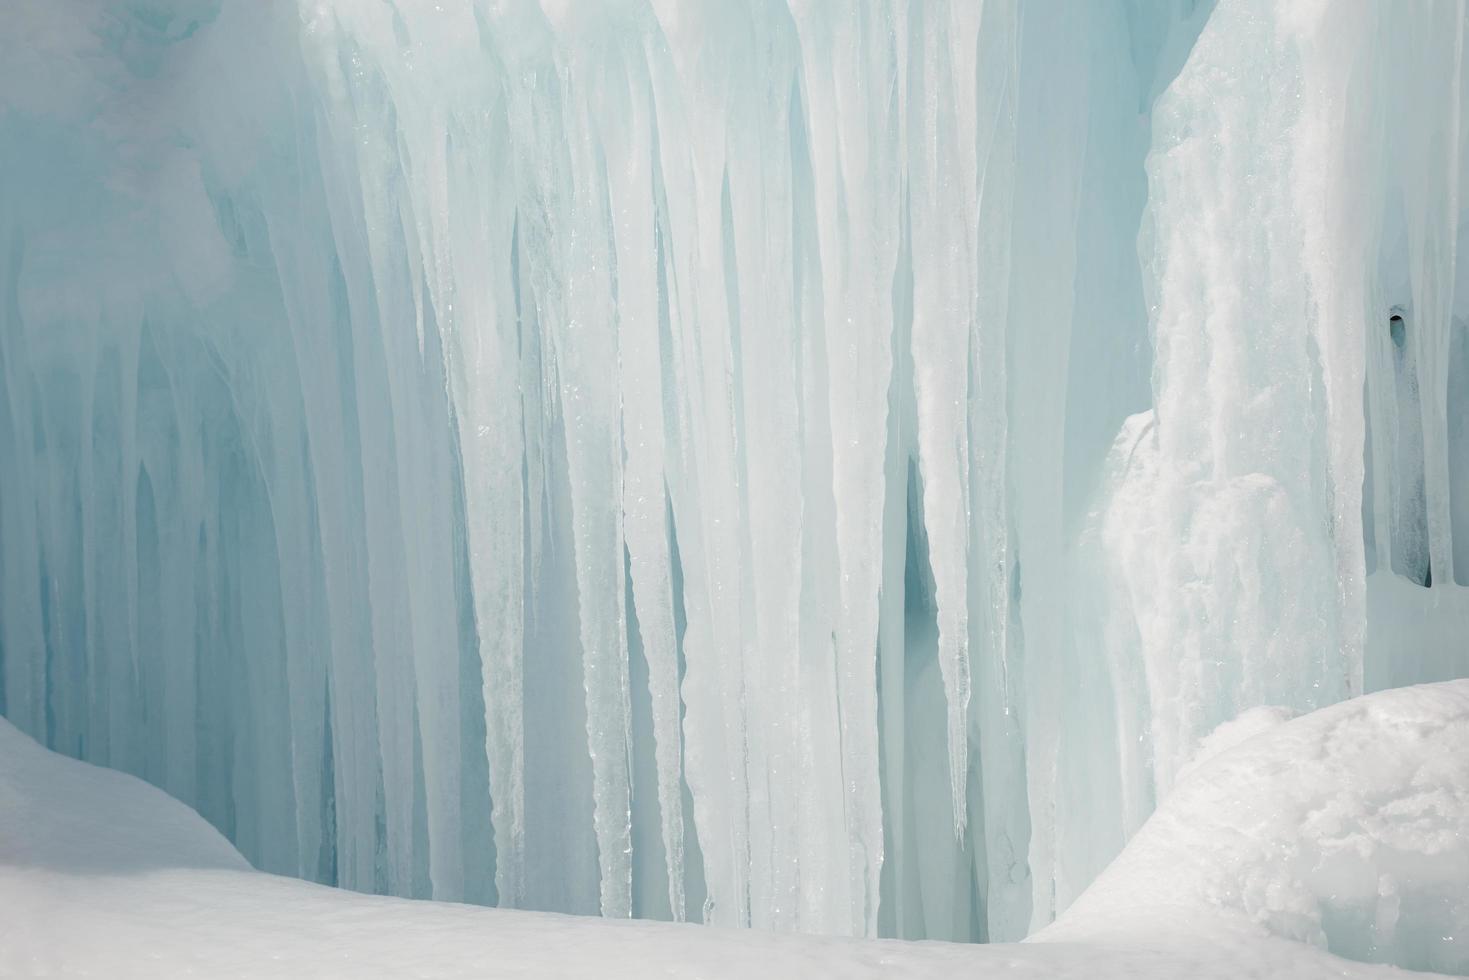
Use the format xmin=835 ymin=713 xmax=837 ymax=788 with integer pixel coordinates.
xmin=600 ymin=33 xmax=688 ymax=921
xmin=788 ymin=0 xmax=903 ymax=935
xmin=905 ymin=0 xmax=985 ymax=838
xmin=533 ymin=19 xmax=636 ymax=915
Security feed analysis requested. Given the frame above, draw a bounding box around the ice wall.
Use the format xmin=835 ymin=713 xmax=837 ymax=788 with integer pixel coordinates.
xmin=2 ymin=0 xmax=1468 ymax=948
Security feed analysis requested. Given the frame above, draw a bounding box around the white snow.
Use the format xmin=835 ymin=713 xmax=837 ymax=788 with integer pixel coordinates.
xmin=1045 ymin=681 xmax=1469 ymax=976
xmin=4 ymin=682 xmax=1466 ymax=978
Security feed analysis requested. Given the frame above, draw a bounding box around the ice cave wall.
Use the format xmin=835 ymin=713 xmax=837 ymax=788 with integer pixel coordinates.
xmin=2 ymin=0 xmax=1468 ymax=945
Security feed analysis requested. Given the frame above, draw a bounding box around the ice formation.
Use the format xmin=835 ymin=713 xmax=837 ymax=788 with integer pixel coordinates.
xmin=2 ymin=0 xmax=1468 ymax=955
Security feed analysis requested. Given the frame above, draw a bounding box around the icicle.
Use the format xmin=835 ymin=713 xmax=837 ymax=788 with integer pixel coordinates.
xmin=529 ymin=12 xmax=637 ymax=916
xmin=438 ymin=121 xmax=530 ymax=911
xmin=599 ymin=37 xmax=688 ymax=921
xmin=788 ymin=0 xmax=903 ymax=935
xmin=723 ymin=3 xmax=805 ymax=931
xmin=646 ymin=0 xmax=753 ymax=927
xmin=905 ymin=0 xmax=984 ymax=839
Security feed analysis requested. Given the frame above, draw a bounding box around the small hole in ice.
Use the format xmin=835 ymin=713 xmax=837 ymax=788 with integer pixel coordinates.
xmin=1389 ymin=313 xmax=1406 ymax=350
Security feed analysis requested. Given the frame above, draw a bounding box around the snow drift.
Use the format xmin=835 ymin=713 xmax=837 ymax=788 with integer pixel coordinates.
xmin=4 ymin=682 xmax=1466 ymax=977
xmin=1043 ymin=681 xmax=1469 ymax=975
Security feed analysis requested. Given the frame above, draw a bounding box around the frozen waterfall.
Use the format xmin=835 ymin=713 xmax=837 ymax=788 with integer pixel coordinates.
xmin=2 ymin=0 xmax=1468 ymax=947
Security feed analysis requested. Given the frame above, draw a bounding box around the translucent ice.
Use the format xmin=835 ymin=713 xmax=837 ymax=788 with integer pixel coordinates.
xmin=2 ymin=0 xmax=1468 ymax=951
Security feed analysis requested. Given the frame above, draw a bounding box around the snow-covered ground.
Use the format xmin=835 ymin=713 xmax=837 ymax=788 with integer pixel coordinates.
xmin=4 ymin=682 xmax=1464 ymax=978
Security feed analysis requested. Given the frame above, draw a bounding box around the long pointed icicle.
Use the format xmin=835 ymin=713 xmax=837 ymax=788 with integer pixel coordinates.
xmin=541 ymin=17 xmax=636 ymax=915
xmin=600 ymin=34 xmax=688 ymax=921
xmin=789 ymin=0 xmax=903 ymax=935
xmin=906 ymin=0 xmax=985 ymax=838
xmin=438 ymin=100 xmax=529 ymax=909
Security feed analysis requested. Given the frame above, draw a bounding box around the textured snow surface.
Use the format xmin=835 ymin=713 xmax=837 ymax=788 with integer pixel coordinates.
xmin=1045 ymin=681 xmax=1469 ymax=975
xmin=4 ymin=684 xmax=1466 ymax=978
xmin=3 ymin=0 xmax=1469 ymax=951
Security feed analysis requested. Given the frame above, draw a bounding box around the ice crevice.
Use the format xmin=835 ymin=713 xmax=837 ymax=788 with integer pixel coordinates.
xmin=2 ymin=0 xmax=1469 ymax=959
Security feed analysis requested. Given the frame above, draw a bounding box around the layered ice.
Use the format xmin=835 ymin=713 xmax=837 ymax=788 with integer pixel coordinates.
xmin=2 ymin=0 xmax=1468 ymax=951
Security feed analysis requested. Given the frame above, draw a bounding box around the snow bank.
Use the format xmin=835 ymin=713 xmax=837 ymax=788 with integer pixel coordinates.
xmin=1043 ymin=681 xmax=1469 ymax=976
xmin=4 ymin=685 xmax=1466 ymax=978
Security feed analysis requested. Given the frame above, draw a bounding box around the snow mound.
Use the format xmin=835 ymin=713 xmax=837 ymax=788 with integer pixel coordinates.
xmin=5 ymin=685 xmax=1468 ymax=977
xmin=0 ymin=712 xmax=247 ymax=876
xmin=1044 ymin=681 xmax=1469 ymax=975
xmin=1173 ymin=703 xmax=1298 ymax=784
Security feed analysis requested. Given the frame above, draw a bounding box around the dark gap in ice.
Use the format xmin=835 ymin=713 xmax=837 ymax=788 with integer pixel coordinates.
xmin=667 ymin=500 xmax=708 ymax=923
xmin=319 ymin=678 xmax=338 ymax=888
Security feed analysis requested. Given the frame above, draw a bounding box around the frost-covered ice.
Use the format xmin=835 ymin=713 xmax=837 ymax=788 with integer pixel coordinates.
xmin=4 ymin=683 xmax=1466 ymax=978
xmin=2 ymin=0 xmax=1469 ymax=957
